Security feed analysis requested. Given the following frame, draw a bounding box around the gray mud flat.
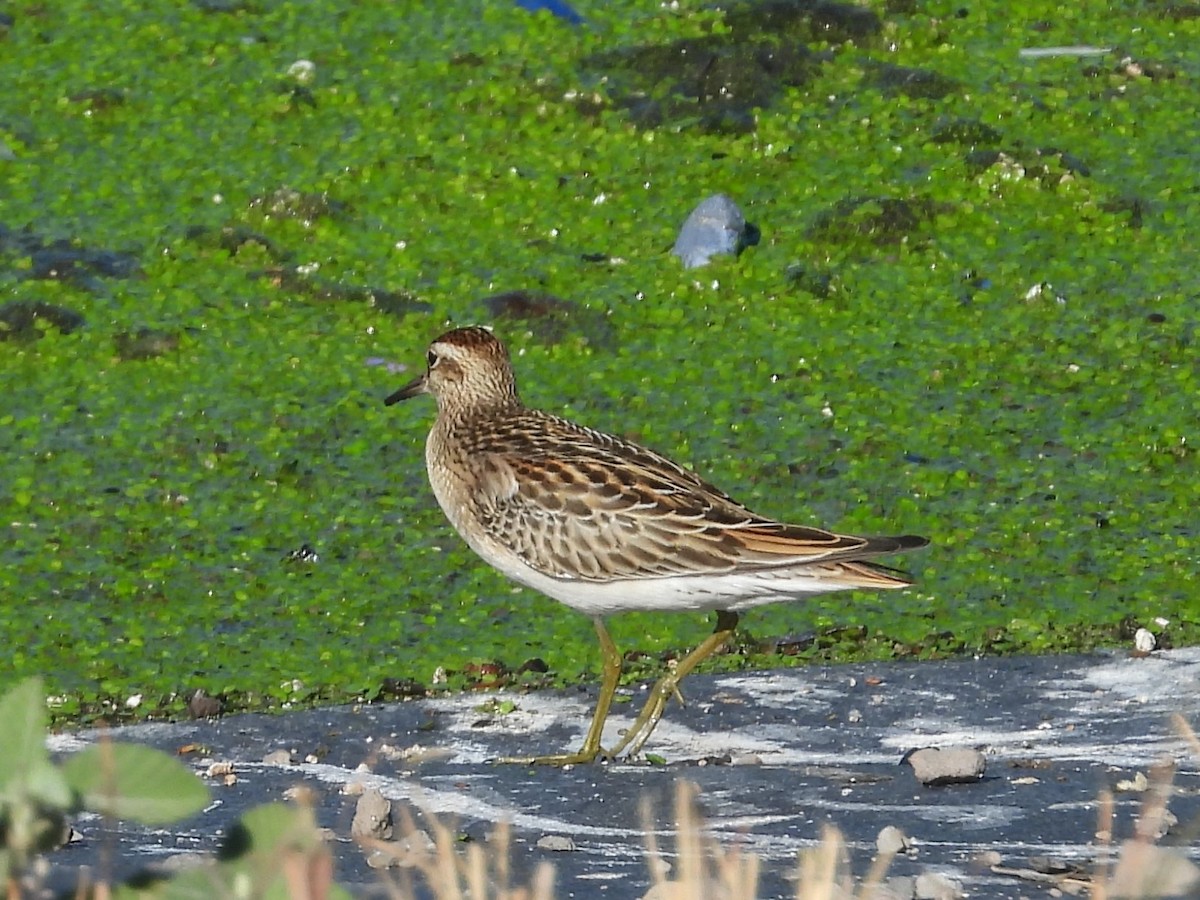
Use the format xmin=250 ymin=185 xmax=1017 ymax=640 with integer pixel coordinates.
xmin=48 ymin=649 xmax=1200 ymax=897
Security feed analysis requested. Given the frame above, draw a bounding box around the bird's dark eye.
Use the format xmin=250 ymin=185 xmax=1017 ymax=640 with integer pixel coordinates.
xmin=427 ymin=350 xmax=439 ymax=368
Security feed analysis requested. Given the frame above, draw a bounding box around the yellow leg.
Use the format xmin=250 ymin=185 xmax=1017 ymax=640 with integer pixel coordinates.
xmin=499 ymin=617 xmax=622 ymax=766
xmin=608 ymin=610 xmax=739 ymax=760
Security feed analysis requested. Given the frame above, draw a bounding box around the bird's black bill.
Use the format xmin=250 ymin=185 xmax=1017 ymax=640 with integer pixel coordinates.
xmin=384 ymin=375 xmax=426 ymax=406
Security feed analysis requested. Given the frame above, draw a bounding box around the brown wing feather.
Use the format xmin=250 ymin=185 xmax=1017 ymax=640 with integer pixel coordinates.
xmin=466 ymin=410 xmax=925 ymax=583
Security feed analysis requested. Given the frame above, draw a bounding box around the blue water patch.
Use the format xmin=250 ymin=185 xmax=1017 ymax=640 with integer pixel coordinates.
xmin=514 ymin=0 xmax=585 ymax=25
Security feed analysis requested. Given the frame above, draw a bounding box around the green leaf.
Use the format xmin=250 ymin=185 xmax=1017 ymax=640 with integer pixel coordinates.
xmin=25 ymin=759 xmax=72 ymax=809
xmin=61 ymin=743 xmax=209 ymax=824
xmin=211 ymin=803 xmax=348 ymax=900
xmin=219 ymin=802 xmax=323 ymax=860
xmin=0 ymin=677 xmax=49 ymax=794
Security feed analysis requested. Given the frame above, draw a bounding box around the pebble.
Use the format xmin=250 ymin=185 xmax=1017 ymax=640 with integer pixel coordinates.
xmin=1134 ymin=628 xmax=1157 ymax=652
xmin=204 ymin=760 xmax=234 ymax=779
xmin=536 ymin=834 xmax=577 ymax=852
xmin=730 ymin=753 xmax=764 ymax=766
xmin=261 ymin=749 xmax=292 ymax=766
xmin=905 ymin=748 xmax=986 ymax=785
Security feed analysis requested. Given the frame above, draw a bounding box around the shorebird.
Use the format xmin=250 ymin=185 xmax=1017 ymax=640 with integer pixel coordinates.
xmin=386 ymin=326 xmax=927 ymax=764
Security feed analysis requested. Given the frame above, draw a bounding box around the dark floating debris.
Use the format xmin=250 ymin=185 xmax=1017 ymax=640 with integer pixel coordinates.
xmin=964 ymin=148 xmax=1091 ymax=188
xmin=809 ymin=195 xmax=946 ymax=247
xmin=579 ymin=0 xmax=881 ymax=133
xmin=930 ymin=117 xmax=1003 ymax=147
xmin=30 ymin=241 xmax=141 ymax=283
xmin=257 ymin=266 xmax=432 ymax=316
xmin=785 ymin=262 xmax=836 ymax=298
xmin=183 ymin=224 xmax=290 ymax=262
xmin=66 ymin=87 xmax=128 ymax=111
xmin=0 ymin=224 xmax=141 ymax=289
xmin=867 ymin=62 xmax=960 ymax=100
xmin=248 ymin=186 xmax=349 ymax=225
xmin=0 ymin=300 xmax=85 ymax=341
xmin=113 ymin=327 xmax=181 ymax=361
xmin=478 ymin=289 xmax=615 ymax=347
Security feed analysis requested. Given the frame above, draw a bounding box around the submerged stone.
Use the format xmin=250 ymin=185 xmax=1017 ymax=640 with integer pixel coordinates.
xmin=8 ymin=235 xmax=142 ymax=287
xmin=258 ymin=266 xmax=432 ymax=316
xmin=809 ymin=195 xmax=945 ymax=247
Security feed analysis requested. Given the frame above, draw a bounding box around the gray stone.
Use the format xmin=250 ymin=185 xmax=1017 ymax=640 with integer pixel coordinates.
xmin=905 ymin=748 xmax=986 ymax=785
xmin=671 ymin=194 xmax=749 ymax=268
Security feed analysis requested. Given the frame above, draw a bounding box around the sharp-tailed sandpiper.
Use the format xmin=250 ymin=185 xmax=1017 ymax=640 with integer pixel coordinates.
xmin=386 ymin=326 xmax=928 ymax=764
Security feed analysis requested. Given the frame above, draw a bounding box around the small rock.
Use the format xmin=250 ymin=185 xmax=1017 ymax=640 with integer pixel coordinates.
xmin=351 ymin=789 xmax=393 ymax=841
xmin=0 ymin=300 xmax=85 ymax=340
xmin=877 ymin=825 xmax=911 ymax=855
xmin=205 ymin=761 xmax=234 ymax=778
xmin=1134 ymin=628 xmax=1157 ymax=652
xmin=536 ymin=835 xmax=577 ymax=852
xmin=905 ymin=748 xmax=986 ymax=785
xmin=261 ymin=749 xmax=292 ymax=766
xmin=730 ymin=753 xmax=763 ymax=766
xmin=915 ymin=872 xmax=963 ymax=900
xmin=672 ymin=193 xmax=756 ymax=268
